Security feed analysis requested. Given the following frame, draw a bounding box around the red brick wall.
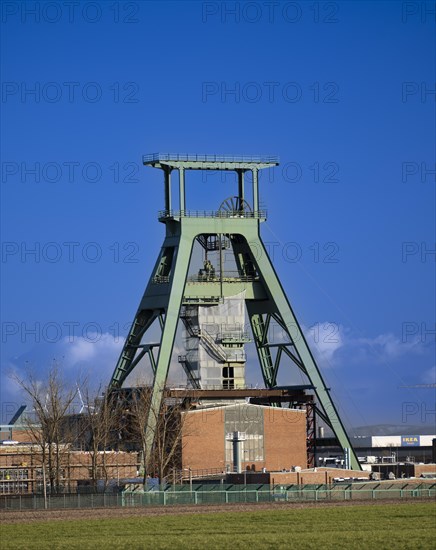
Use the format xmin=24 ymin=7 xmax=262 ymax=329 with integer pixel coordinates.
xmin=0 ymin=427 xmax=35 ymax=443
xmin=182 ymin=408 xmax=226 ymax=472
xmin=271 ymin=467 xmax=370 ymax=485
xmin=181 ymin=405 xmax=307 ymax=473
xmin=414 ymin=464 xmax=436 ymax=476
xmin=264 ymin=408 xmax=307 ymax=471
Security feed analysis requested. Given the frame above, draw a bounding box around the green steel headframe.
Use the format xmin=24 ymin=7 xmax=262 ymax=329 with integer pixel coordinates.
xmin=108 ymin=153 xmax=362 ymax=471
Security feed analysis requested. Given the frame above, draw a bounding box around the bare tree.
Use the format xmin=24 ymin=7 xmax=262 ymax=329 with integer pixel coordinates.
xmin=126 ymin=385 xmax=191 ymax=485
xmin=11 ymin=363 xmax=78 ymax=504
xmin=124 ymin=386 xmax=150 ymax=483
xmin=78 ymin=385 xmax=121 ymax=490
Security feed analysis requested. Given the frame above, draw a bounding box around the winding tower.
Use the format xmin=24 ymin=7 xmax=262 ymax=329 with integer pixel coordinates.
xmin=109 ymin=153 xmax=361 ymax=471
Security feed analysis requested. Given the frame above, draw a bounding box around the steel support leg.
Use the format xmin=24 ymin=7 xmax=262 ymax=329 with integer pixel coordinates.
xmin=245 ymin=236 xmax=360 ymax=470
xmin=144 ymin=235 xmax=194 ymax=463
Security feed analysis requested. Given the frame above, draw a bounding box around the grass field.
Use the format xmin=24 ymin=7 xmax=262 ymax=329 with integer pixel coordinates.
xmin=1 ymin=502 xmax=435 ymax=549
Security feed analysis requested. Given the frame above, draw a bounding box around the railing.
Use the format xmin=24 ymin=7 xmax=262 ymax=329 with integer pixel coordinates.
xmin=169 ymin=383 xmax=255 ymax=391
xmin=180 ymin=468 xmax=224 ymax=480
xmin=153 ymin=273 xmax=257 ymax=284
xmin=143 ymin=153 xmax=279 ymax=164
xmin=221 ymin=332 xmax=251 ymax=342
xmin=187 ymin=273 xmax=257 ymax=283
xmin=179 ymin=324 xmax=247 ymax=363
xmin=2 ymin=483 xmax=435 ymax=511
xmin=177 ymin=356 xmax=201 ymax=389
xmin=199 ymin=329 xmax=229 ymax=362
xmin=152 ymin=275 xmax=170 ymax=284
xmin=158 ymin=210 xmax=267 ymax=220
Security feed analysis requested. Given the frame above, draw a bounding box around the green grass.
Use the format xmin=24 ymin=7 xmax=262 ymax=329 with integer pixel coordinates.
xmin=1 ymin=503 xmax=435 ymax=549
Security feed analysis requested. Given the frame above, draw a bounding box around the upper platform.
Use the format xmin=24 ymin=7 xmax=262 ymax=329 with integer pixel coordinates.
xmin=143 ymin=153 xmax=279 ymax=171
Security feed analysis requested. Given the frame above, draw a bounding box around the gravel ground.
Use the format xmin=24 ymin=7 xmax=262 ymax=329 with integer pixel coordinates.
xmin=1 ymin=498 xmax=432 ymax=524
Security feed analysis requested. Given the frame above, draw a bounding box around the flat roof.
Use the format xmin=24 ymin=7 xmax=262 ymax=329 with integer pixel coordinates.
xmin=143 ymin=153 xmax=279 ymax=164
xmin=142 ymin=153 xmax=279 ymax=171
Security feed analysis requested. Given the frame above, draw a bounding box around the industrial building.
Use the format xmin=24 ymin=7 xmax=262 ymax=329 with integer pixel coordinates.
xmin=0 ymin=442 xmax=138 ymax=495
xmin=181 ymin=403 xmax=307 ymax=473
xmin=107 ymin=153 xmax=364 ymax=474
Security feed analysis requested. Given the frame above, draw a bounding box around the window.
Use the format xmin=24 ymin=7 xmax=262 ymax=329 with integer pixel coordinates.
xmin=224 ymin=405 xmax=264 ymax=462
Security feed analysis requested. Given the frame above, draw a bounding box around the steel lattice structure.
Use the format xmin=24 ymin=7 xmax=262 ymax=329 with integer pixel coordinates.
xmin=108 ymin=153 xmax=361 ymax=470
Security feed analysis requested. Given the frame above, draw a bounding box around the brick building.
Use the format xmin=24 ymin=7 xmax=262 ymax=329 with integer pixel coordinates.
xmin=0 ymin=444 xmax=139 ymax=495
xmin=181 ymin=403 xmax=307 ymax=473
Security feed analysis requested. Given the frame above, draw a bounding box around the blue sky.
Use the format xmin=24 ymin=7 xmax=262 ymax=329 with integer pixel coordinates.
xmin=1 ymin=1 xmax=435 ymax=432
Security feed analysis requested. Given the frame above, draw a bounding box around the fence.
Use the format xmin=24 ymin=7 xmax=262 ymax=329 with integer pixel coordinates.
xmin=1 ymin=483 xmax=435 ymax=511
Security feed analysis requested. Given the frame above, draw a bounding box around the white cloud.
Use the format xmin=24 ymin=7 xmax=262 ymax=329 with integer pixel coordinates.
xmin=61 ymin=332 xmax=125 ymax=384
xmin=354 ymin=332 xmax=423 ymax=361
xmin=64 ymin=332 xmax=123 ymax=365
xmin=301 ymin=322 xmax=426 ymax=369
xmin=304 ymin=322 xmax=344 ymax=365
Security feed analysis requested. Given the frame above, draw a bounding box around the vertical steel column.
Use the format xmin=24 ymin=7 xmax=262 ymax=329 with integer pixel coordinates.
xmin=238 ymin=170 xmax=244 ymax=206
xmin=144 ymin=234 xmax=194 ymax=464
xmin=252 ymin=168 xmax=259 ymax=213
xmin=179 ymin=167 xmax=185 ymax=213
xmin=164 ymin=167 xmax=172 ymax=212
xmin=219 ymin=234 xmax=223 ymax=298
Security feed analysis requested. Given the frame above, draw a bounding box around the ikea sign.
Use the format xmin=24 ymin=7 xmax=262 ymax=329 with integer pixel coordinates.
xmin=401 ymin=436 xmax=420 ymax=447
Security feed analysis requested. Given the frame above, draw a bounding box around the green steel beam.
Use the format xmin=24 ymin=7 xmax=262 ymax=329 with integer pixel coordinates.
xmin=261 ymin=314 xmax=271 ymax=346
xmin=248 ymin=312 xmax=275 ymax=388
xmin=144 ymin=234 xmax=194 ymax=459
xmin=109 ymin=310 xmax=157 ymax=388
xmin=281 ymin=344 xmax=306 ymax=374
xmin=164 ymin=166 xmax=172 ymax=212
xmin=252 ymin=168 xmax=259 ymax=212
xmin=273 ymin=346 xmax=283 ymax=383
xmin=148 ymin=347 xmax=157 ymax=375
xmin=237 ymin=170 xmax=245 ymax=205
xmin=179 ymin=168 xmax=185 ymax=213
